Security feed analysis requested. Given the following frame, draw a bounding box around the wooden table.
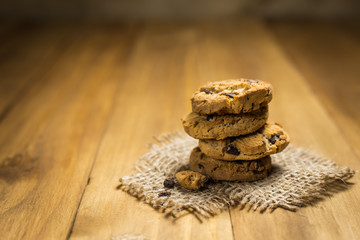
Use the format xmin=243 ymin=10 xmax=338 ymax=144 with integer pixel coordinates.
xmin=0 ymin=19 xmax=359 ymax=240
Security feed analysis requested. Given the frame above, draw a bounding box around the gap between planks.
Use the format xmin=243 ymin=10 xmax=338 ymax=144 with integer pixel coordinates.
xmin=65 ymin=24 xmax=142 ymax=240
xmin=266 ymin=20 xmax=360 ymax=161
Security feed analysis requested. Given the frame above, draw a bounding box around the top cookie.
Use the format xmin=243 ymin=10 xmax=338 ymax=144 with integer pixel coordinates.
xmin=191 ymin=79 xmax=273 ymax=115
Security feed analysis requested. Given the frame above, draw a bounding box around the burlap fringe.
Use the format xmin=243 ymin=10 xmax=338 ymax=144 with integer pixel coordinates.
xmin=112 ymin=233 xmax=148 ymax=240
xmin=118 ymin=132 xmax=355 ymax=218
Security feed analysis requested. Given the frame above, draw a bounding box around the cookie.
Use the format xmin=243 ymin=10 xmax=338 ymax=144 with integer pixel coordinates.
xmin=176 ymin=170 xmax=208 ymax=190
xmin=189 ymin=147 xmax=271 ymax=181
xmin=191 ymin=79 xmax=273 ymax=115
xmin=182 ymin=106 xmax=268 ymax=140
xmin=198 ymin=122 xmax=290 ymax=160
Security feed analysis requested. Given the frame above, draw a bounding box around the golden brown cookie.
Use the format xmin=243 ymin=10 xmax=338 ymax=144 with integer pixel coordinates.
xmin=189 ymin=147 xmax=271 ymax=181
xmin=175 ymin=170 xmax=208 ymax=190
xmin=198 ymin=122 xmax=290 ymax=160
xmin=182 ymin=106 xmax=268 ymax=140
xmin=191 ymin=79 xmax=273 ymax=115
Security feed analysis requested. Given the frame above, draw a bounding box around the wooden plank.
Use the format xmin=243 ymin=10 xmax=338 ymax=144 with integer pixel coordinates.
xmin=267 ymin=21 xmax=360 ymax=157
xmin=336 ymin=22 xmax=360 ymax=42
xmin=69 ymin=20 xmax=360 ymax=240
xmin=192 ymin=19 xmax=360 ymax=240
xmin=0 ymin=24 xmax=75 ymax=120
xmin=0 ymin=24 xmax=136 ymax=239
xmin=69 ymin=22 xmax=234 ymax=240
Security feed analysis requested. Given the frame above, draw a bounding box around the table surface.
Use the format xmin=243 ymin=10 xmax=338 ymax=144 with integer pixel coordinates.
xmin=0 ymin=19 xmax=359 ymax=240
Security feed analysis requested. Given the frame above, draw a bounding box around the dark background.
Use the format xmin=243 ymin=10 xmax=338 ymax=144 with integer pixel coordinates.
xmin=1 ymin=0 xmax=360 ymax=20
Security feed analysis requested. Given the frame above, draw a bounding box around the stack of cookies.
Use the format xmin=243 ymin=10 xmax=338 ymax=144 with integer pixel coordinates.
xmin=179 ymin=79 xmax=289 ymax=186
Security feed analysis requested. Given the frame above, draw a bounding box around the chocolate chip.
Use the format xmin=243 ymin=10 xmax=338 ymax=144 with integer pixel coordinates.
xmin=228 ymin=137 xmax=237 ymax=143
xmin=252 ymin=170 xmax=262 ymax=174
xmin=203 ymin=176 xmax=210 ymax=184
xmin=269 ymin=137 xmax=276 ymax=145
xmin=158 ymin=192 xmax=171 ymax=197
xmin=197 ymin=177 xmax=211 ymax=190
xmin=203 ymin=89 xmax=211 ymax=94
xmin=225 ymin=93 xmax=236 ymax=98
xmin=256 ymin=159 xmax=264 ymax=168
xmin=225 ymin=144 xmax=240 ymax=155
xmin=163 ymin=178 xmax=175 ymax=188
xmin=198 ymin=164 xmax=204 ymax=169
xmin=206 ymin=115 xmax=214 ymax=121
xmin=250 ymin=160 xmax=265 ymax=171
xmin=269 ymin=134 xmax=281 ymax=145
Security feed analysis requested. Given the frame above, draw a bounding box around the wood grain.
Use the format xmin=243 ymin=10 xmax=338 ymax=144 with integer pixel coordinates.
xmin=268 ymin=21 xmax=360 ymax=157
xmin=69 ymin=22 xmax=234 ymax=240
xmin=0 ymin=20 xmax=359 ymax=240
xmin=0 ymin=24 xmax=74 ymax=120
xmin=0 ymin=24 xmax=137 ymax=239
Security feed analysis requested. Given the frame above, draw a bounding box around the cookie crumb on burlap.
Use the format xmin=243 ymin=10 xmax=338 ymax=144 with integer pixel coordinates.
xmin=118 ymin=132 xmax=355 ymax=218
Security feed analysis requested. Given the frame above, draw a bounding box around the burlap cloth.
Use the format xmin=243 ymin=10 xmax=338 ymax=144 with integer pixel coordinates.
xmin=118 ymin=132 xmax=355 ymax=218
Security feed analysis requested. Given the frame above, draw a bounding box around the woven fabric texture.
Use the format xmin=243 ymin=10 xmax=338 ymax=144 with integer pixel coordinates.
xmin=118 ymin=132 xmax=355 ymax=218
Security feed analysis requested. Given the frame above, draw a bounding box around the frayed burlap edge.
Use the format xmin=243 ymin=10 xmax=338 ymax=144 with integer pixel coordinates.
xmin=118 ymin=132 xmax=355 ymax=218
xmin=112 ymin=233 xmax=148 ymax=240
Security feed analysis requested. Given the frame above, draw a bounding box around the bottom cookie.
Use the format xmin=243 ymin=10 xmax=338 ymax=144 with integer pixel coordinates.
xmin=189 ymin=147 xmax=271 ymax=181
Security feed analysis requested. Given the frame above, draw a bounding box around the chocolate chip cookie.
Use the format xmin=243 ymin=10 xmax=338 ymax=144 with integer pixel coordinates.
xmin=189 ymin=147 xmax=271 ymax=181
xmin=176 ymin=170 xmax=208 ymax=190
xmin=191 ymin=79 xmax=273 ymax=115
xmin=198 ymin=122 xmax=289 ymax=160
xmin=182 ymin=106 xmax=268 ymax=140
